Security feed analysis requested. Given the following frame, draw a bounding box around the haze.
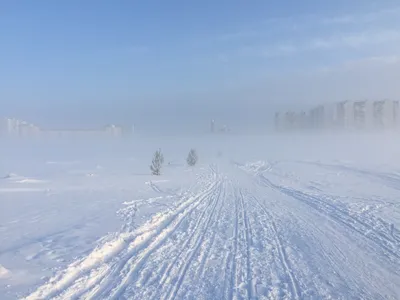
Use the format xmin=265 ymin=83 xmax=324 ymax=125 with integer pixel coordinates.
xmin=2 ymin=0 xmax=400 ymax=131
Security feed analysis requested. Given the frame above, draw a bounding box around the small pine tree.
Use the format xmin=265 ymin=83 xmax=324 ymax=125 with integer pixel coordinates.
xmin=150 ymin=149 xmax=164 ymax=175
xmin=187 ymin=149 xmax=198 ymax=166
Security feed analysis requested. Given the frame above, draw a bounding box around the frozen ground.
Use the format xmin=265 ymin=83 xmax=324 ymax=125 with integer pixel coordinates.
xmin=1 ymin=133 xmax=400 ymax=299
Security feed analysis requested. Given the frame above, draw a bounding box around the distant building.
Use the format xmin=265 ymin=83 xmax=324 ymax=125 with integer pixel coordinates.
xmin=210 ymin=120 xmax=215 ymax=133
xmin=309 ymin=106 xmax=325 ymax=129
xmin=105 ymin=124 xmax=123 ymax=137
xmin=274 ymin=113 xmax=281 ymax=131
xmin=19 ymin=122 xmax=40 ymax=137
xmin=284 ymin=111 xmax=295 ymax=130
xmin=316 ymin=100 xmax=399 ymax=130
xmin=275 ymin=99 xmax=400 ymax=132
xmin=337 ymin=101 xmax=354 ymax=128
xmin=7 ymin=118 xmax=21 ymax=135
xmin=372 ymin=99 xmax=399 ymax=129
xmin=0 ymin=118 xmax=39 ymax=136
xmin=0 ymin=118 xmax=7 ymax=135
xmin=0 ymin=117 xmax=127 ymax=138
xmin=353 ymin=100 xmax=374 ymax=129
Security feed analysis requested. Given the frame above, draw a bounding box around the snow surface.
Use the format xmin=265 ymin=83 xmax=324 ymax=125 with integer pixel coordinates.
xmin=1 ymin=133 xmax=400 ymax=299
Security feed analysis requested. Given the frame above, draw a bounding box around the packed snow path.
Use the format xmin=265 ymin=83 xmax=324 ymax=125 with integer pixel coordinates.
xmin=25 ymin=162 xmax=400 ymax=300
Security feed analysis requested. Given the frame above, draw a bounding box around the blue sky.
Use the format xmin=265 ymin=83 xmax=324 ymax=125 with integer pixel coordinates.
xmin=2 ymin=0 xmax=400 ymax=131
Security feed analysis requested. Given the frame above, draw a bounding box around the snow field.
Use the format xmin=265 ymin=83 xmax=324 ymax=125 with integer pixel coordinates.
xmin=1 ymin=134 xmax=400 ymax=299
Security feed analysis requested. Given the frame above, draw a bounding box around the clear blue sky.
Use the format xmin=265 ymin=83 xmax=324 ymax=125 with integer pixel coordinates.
xmin=1 ymin=0 xmax=400 ymax=131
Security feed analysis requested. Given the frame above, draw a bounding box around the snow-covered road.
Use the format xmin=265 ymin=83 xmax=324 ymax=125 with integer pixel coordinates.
xmin=23 ymin=161 xmax=400 ymax=300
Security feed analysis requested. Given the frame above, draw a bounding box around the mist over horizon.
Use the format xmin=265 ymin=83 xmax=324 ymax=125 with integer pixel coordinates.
xmin=2 ymin=1 xmax=400 ymax=132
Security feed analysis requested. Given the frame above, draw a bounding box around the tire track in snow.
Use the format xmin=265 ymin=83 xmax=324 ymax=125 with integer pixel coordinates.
xmin=178 ymin=180 xmax=228 ymax=300
xmin=194 ymin=180 xmax=227 ymax=281
xmin=237 ymin=188 xmax=253 ymax=299
xmin=227 ymin=181 xmax=240 ymax=300
xmin=230 ymin=163 xmax=301 ymax=299
xmin=161 ymin=181 xmax=224 ymax=300
xmin=255 ymin=174 xmax=400 ymax=271
xmin=239 ymin=161 xmax=398 ymax=299
xmin=306 ymin=228 xmax=377 ymax=299
xmin=297 ymin=160 xmax=400 ymax=192
xmin=63 ymin=183 xmax=219 ymax=300
xmin=258 ymin=191 xmax=375 ymax=299
xmin=86 ymin=187 xmax=218 ymax=300
xmin=93 ymin=180 xmax=222 ymax=299
xmin=156 ymin=183 xmax=219 ymax=286
xmin=254 ymin=161 xmax=400 ymax=247
xmin=226 ymin=184 xmax=257 ymax=300
xmin=244 ymin=190 xmax=301 ymax=300
xmin=25 ymin=168 xmax=220 ymax=300
xmin=148 ymin=179 xmax=224 ymax=299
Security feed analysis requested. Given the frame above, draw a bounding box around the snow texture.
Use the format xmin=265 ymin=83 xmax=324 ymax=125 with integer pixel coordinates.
xmin=0 ymin=134 xmax=400 ymax=299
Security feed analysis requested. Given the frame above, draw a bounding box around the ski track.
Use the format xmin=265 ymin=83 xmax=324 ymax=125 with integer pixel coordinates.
xmin=145 ymin=174 xmax=225 ymax=300
xmin=227 ymin=181 xmax=239 ymax=300
xmin=256 ymin=174 xmax=400 ymax=265
xmin=190 ymin=179 xmax=226 ymax=288
xmin=24 ymin=161 xmax=400 ymax=300
xmin=239 ymin=189 xmax=253 ymax=300
xmin=237 ymin=160 xmax=400 ymax=299
xmin=245 ymin=190 xmax=301 ymax=300
xmin=235 ymin=187 xmax=253 ymax=299
xmin=85 ymin=177 xmax=221 ymax=299
xmin=25 ymin=167 xmax=220 ymax=300
xmin=268 ymin=162 xmax=400 ymax=246
xmin=160 ymin=182 xmax=223 ymax=300
xmin=239 ymin=161 xmax=400 ymax=259
xmin=296 ymin=160 xmax=400 ymax=192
